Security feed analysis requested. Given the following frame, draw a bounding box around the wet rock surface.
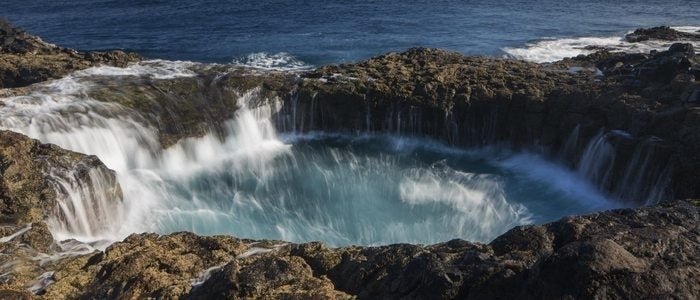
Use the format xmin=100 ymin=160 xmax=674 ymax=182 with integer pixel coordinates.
xmin=0 ymin=130 xmax=120 ymax=225
xmin=0 ymin=19 xmax=141 ymax=88
xmin=284 ymin=44 xmax=699 ymax=201
xmin=0 ymin=201 xmax=697 ymax=299
xmin=0 ymin=24 xmax=699 ymax=298
xmin=85 ymin=67 xmax=297 ymax=147
xmin=625 ymin=26 xmax=700 ymax=43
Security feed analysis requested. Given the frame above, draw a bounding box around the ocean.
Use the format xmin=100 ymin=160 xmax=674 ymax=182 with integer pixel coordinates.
xmin=4 ymin=0 xmax=698 ymax=65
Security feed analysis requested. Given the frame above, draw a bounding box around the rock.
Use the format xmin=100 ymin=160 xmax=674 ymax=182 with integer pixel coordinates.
xmin=0 ymin=19 xmax=59 ymax=55
xmin=0 ymin=130 xmax=121 ymax=225
xmin=188 ymin=256 xmax=349 ymax=299
xmin=0 ymin=22 xmax=699 ymax=299
xmin=0 ymin=19 xmax=141 ymax=88
xmin=0 ymin=287 xmax=32 ymax=300
xmin=18 ymin=222 xmax=54 ymax=253
xmin=20 ymin=201 xmax=694 ymax=299
xmin=669 ymin=42 xmax=695 ymax=57
xmin=625 ymin=26 xmax=700 ymax=43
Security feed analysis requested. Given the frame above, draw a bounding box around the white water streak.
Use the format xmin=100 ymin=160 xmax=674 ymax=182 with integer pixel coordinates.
xmin=504 ymin=26 xmax=700 ymax=63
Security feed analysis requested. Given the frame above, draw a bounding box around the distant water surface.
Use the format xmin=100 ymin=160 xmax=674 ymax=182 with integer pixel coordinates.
xmin=3 ymin=0 xmax=698 ymax=65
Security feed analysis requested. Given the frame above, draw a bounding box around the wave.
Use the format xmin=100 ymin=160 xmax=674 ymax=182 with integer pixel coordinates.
xmin=231 ymin=52 xmax=312 ymax=71
xmin=503 ymin=26 xmax=700 ymax=63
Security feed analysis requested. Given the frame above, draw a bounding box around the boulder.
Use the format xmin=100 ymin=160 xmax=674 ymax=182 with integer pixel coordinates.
xmin=625 ymin=26 xmax=700 ymax=43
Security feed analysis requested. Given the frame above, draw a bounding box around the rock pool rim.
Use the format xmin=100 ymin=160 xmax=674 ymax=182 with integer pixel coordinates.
xmin=0 ymin=21 xmax=699 ymax=299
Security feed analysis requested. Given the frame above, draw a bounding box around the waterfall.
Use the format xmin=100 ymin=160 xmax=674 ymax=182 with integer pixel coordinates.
xmin=573 ymin=128 xmax=671 ymax=204
xmin=0 ymin=71 xmax=289 ymax=243
xmin=559 ymin=124 xmax=580 ymax=165
xmin=577 ymin=130 xmax=617 ymax=188
xmin=613 ymin=137 xmax=672 ymax=204
xmin=47 ymin=163 xmax=123 ymax=240
xmin=0 ymin=70 xmax=163 ymax=242
xmin=0 ymin=62 xmax=627 ymax=247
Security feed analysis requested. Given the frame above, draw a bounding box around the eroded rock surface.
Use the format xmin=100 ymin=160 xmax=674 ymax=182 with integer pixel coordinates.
xmin=0 ymin=201 xmax=696 ymax=299
xmin=0 ymin=24 xmax=699 ymax=299
xmin=625 ymin=26 xmax=700 ymax=43
xmin=0 ymin=19 xmax=141 ymax=88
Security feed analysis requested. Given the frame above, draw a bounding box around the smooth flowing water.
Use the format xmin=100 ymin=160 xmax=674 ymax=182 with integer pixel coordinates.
xmin=0 ymin=63 xmax=622 ymax=247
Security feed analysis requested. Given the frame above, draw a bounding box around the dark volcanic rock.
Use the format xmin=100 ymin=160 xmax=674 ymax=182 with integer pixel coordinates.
xmin=277 ymin=45 xmax=698 ymax=201
xmin=0 ymin=19 xmax=141 ymax=88
xmin=72 ymin=44 xmax=700 ymax=202
xmin=86 ymin=67 xmax=297 ymax=147
xmin=625 ymin=26 xmax=700 ymax=43
xmin=3 ymin=201 xmax=693 ymax=299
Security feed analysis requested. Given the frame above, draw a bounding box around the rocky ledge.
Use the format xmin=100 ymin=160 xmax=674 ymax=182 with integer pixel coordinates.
xmin=1 ymin=196 xmax=697 ymax=299
xmin=625 ymin=26 xmax=700 ymax=43
xmin=0 ymin=23 xmax=699 ymax=299
xmin=0 ymin=19 xmax=141 ymax=89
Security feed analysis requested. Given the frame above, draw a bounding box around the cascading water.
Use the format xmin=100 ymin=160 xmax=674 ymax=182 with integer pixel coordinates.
xmin=570 ymin=128 xmax=671 ymax=204
xmin=0 ymin=62 xmax=624 ymax=247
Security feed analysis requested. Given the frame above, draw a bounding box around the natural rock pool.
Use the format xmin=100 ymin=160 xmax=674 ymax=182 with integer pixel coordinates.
xmin=0 ymin=65 xmax=621 ymax=247
xmin=146 ymin=133 xmax=621 ymax=246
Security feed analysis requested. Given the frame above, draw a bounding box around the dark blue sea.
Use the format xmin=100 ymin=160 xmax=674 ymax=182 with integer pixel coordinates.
xmin=3 ymin=0 xmax=698 ymax=65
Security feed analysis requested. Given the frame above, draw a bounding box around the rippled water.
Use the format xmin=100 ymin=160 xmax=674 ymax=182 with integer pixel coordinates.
xmin=4 ymin=0 xmax=698 ymax=65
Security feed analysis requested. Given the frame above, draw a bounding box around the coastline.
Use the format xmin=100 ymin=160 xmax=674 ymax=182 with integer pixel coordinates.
xmin=0 ymin=21 xmax=699 ymax=299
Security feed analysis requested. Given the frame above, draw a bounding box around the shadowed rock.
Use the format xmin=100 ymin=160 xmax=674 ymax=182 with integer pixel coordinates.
xmin=1 ymin=201 xmax=695 ymax=299
xmin=625 ymin=26 xmax=700 ymax=43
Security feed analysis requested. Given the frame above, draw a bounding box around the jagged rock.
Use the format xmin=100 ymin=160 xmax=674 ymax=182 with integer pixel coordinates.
xmin=85 ymin=68 xmax=296 ymax=147
xmin=188 ymin=256 xmax=350 ymax=299
xmin=0 ymin=130 xmax=121 ymax=225
xmin=1 ymin=23 xmax=700 ymax=299
xmin=625 ymin=26 xmax=700 ymax=43
xmin=0 ymin=19 xmax=141 ymax=88
xmin=3 ymin=201 xmax=690 ymax=299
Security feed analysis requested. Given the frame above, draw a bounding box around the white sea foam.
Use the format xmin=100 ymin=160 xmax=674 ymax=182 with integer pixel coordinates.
xmin=503 ymin=26 xmax=700 ymax=63
xmin=232 ymin=52 xmax=312 ymax=71
xmin=399 ymin=164 xmax=532 ymax=241
xmin=674 ymin=26 xmax=700 ymax=34
xmin=75 ymin=59 xmax=197 ymax=79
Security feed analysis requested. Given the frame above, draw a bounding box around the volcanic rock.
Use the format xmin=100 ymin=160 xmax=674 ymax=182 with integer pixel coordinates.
xmin=0 ymin=19 xmax=141 ymax=88
xmin=625 ymin=26 xmax=700 ymax=43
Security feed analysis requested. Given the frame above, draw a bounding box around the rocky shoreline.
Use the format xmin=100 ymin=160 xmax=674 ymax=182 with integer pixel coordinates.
xmin=0 ymin=22 xmax=699 ymax=299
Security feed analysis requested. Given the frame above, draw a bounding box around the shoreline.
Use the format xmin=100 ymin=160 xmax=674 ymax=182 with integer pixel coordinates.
xmin=0 ymin=21 xmax=699 ymax=298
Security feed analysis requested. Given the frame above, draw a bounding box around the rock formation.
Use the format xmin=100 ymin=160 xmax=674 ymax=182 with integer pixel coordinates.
xmin=0 ymin=130 xmax=120 ymax=225
xmin=625 ymin=26 xmax=700 ymax=43
xmin=1 ymin=199 xmax=697 ymax=299
xmin=0 ymin=22 xmax=699 ymax=299
xmin=0 ymin=19 xmax=141 ymax=88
